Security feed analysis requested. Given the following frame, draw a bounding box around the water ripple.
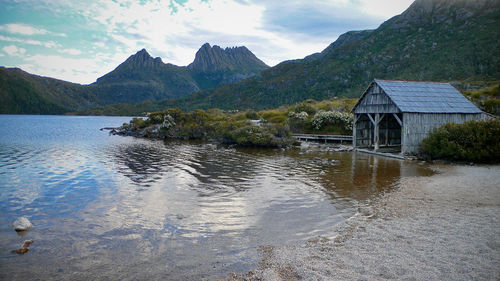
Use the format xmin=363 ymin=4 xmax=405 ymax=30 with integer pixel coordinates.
xmin=0 ymin=115 xmax=434 ymax=280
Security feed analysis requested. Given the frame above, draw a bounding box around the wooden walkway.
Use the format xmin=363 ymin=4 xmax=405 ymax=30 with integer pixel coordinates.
xmin=292 ymin=134 xmax=352 ymax=143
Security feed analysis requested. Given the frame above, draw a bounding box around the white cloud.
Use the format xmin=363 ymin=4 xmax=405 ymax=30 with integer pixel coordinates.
xmin=0 ymin=35 xmax=60 ymax=48
xmin=93 ymin=42 xmax=107 ymax=49
xmin=359 ymin=0 xmax=415 ymax=19
xmin=0 ymin=0 xmax=416 ymax=84
xmin=80 ymin=0 xmax=322 ymax=66
xmin=59 ymin=48 xmax=82 ymax=55
xmin=0 ymin=53 xmax=5 ymax=57
xmin=0 ymin=23 xmax=66 ymax=37
xmin=22 ymin=52 xmax=129 ymax=84
xmin=0 ymin=23 xmax=48 ymax=35
xmin=78 ymin=0 xmax=414 ymax=69
xmin=3 ymin=45 xmax=26 ymax=57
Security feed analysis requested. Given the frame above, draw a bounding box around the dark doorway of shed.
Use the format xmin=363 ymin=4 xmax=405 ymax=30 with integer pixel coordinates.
xmin=355 ymin=113 xmax=402 ymax=153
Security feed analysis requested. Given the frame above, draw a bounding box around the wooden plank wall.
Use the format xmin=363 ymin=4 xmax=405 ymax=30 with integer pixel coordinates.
xmin=354 ymin=114 xmax=372 ymax=147
xmin=402 ymin=113 xmax=487 ymax=154
xmin=354 ymin=84 xmax=400 ymax=114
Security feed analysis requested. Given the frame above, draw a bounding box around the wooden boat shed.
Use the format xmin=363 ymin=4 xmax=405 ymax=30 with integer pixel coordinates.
xmin=352 ymin=79 xmax=486 ymax=155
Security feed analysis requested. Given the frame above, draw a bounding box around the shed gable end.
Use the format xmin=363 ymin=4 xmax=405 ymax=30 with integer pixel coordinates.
xmin=353 ymin=83 xmax=400 ymax=114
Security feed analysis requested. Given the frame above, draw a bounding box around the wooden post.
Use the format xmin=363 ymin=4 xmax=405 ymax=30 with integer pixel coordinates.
xmin=392 ymin=113 xmax=403 ymax=151
xmin=374 ymin=113 xmax=380 ymax=151
xmin=353 ymin=114 xmax=358 ymax=148
xmin=385 ymin=116 xmax=389 ymax=146
xmin=367 ymin=113 xmax=375 ymax=149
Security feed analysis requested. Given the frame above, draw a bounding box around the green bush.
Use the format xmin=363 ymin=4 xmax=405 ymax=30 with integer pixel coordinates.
xmin=420 ymin=119 xmax=500 ymax=163
xmin=260 ymin=109 xmax=288 ymax=124
xmin=288 ymin=111 xmax=309 ymax=132
xmin=130 ymin=117 xmax=148 ymax=129
xmin=463 ymin=84 xmax=500 ymax=115
xmin=311 ymin=110 xmax=353 ymax=134
xmin=229 ymin=125 xmax=275 ymax=146
xmin=293 ymin=101 xmax=317 ymax=115
xmin=483 ymin=99 xmax=500 ymax=116
xmin=119 ymin=96 xmax=359 ymax=145
xmin=245 ymin=110 xmax=260 ymax=120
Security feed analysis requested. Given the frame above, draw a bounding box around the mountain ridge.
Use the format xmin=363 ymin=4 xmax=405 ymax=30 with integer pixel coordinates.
xmin=187 ymin=43 xmax=268 ymax=89
xmin=90 ymin=43 xmax=269 ymax=105
xmin=158 ymin=0 xmax=500 ymax=111
xmin=0 ymin=43 xmax=269 ymax=113
xmin=1 ymin=0 xmax=499 ymax=115
xmin=0 ymin=67 xmax=99 ymax=114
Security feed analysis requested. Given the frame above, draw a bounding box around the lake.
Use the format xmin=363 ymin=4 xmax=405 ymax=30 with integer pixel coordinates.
xmin=0 ymin=115 xmax=433 ymax=280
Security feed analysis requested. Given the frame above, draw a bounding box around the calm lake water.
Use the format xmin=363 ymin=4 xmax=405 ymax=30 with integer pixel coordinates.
xmin=0 ymin=115 xmax=433 ymax=280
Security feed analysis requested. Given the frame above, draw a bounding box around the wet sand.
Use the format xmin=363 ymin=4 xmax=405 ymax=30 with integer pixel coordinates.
xmin=228 ymin=164 xmax=500 ymax=280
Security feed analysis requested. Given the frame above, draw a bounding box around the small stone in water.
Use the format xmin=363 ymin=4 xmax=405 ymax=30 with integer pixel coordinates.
xmin=11 ymin=247 xmax=29 ymax=255
xmin=22 ymin=240 xmax=34 ymax=248
xmin=11 ymin=240 xmax=34 ymax=255
xmin=12 ymin=217 xmax=33 ymax=231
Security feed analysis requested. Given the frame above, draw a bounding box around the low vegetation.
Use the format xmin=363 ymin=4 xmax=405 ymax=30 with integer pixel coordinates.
xmin=116 ymin=98 xmax=356 ymax=147
xmin=462 ymin=83 xmax=500 ymax=116
xmin=420 ymin=119 xmax=500 ymax=163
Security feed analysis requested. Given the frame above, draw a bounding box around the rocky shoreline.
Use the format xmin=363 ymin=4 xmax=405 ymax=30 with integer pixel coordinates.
xmin=227 ymin=164 xmax=500 ymax=280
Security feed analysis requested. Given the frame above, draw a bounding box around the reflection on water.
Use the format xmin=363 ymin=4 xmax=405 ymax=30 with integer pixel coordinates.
xmin=0 ymin=115 xmax=433 ymax=280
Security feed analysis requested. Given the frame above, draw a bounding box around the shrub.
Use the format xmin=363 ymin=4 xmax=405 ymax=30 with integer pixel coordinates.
xmin=161 ymin=114 xmax=176 ymax=130
xmin=315 ymin=98 xmax=358 ymax=112
xmin=288 ymin=111 xmax=309 ymax=132
xmin=463 ymin=84 xmax=500 ymax=115
xmin=420 ymin=119 xmax=500 ymax=163
xmin=293 ymin=101 xmax=317 ymax=115
xmin=260 ymin=109 xmax=288 ymax=124
xmin=483 ymin=99 xmax=500 ymax=116
xmin=229 ymin=125 xmax=275 ymax=146
xmin=147 ymin=112 xmax=164 ymax=124
xmin=130 ymin=117 xmax=148 ymax=129
xmin=233 ymin=112 xmax=248 ymax=121
xmin=188 ymin=109 xmax=209 ymax=125
xmin=288 ymin=111 xmax=309 ymax=122
xmin=245 ymin=110 xmax=260 ymax=120
xmin=311 ymin=110 xmax=353 ymax=133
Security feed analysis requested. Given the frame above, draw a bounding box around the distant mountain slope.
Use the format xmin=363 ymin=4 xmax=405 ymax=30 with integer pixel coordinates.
xmin=0 ymin=43 xmax=268 ymax=113
xmin=188 ymin=43 xmax=269 ymax=89
xmin=0 ymin=67 xmax=98 ymax=114
xmin=3 ymin=0 xmax=500 ymax=115
xmin=164 ymin=0 xmax=500 ymax=110
xmin=89 ymin=44 xmax=268 ymax=105
xmin=89 ymin=49 xmax=199 ymax=105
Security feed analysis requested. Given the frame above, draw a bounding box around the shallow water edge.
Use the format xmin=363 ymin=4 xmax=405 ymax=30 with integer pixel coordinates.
xmin=0 ymin=115 xmax=435 ymax=280
xmin=228 ymin=164 xmax=500 ymax=280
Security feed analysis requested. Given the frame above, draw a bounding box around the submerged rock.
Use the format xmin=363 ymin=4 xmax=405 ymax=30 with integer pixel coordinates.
xmin=22 ymin=240 xmax=34 ymax=248
xmin=11 ymin=247 xmax=29 ymax=255
xmin=11 ymin=240 xmax=34 ymax=255
xmin=12 ymin=217 xmax=33 ymax=232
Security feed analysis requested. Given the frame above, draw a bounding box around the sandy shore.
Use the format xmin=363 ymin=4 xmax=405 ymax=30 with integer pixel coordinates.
xmin=227 ymin=164 xmax=500 ymax=280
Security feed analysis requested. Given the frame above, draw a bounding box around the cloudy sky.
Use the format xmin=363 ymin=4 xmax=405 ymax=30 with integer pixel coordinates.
xmin=0 ymin=0 xmax=414 ymax=84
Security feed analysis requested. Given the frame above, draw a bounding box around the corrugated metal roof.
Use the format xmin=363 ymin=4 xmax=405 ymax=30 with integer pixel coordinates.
xmin=374 ymin=79 xmax=483 ymax=113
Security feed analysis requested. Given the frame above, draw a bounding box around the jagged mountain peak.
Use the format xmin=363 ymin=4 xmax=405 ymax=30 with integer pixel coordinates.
xmin=90 ymin=43 xmax=268 ymax=104
xmin=136 ymin=48 xmax=149 ymax=56
xmin=188 ymin=43 xmax=268 ymax=73
xmin=164 ymin=0 xmax=500 ymax=111
xmin=119 ymin=48 xmax=164 ymax=69
xmin=199 ymin=42 xmax=249 ymax=52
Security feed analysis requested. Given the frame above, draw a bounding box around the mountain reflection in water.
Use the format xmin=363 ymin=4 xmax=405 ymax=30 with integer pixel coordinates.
xmin=0 ymin=115 xmax=433 ymax=280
